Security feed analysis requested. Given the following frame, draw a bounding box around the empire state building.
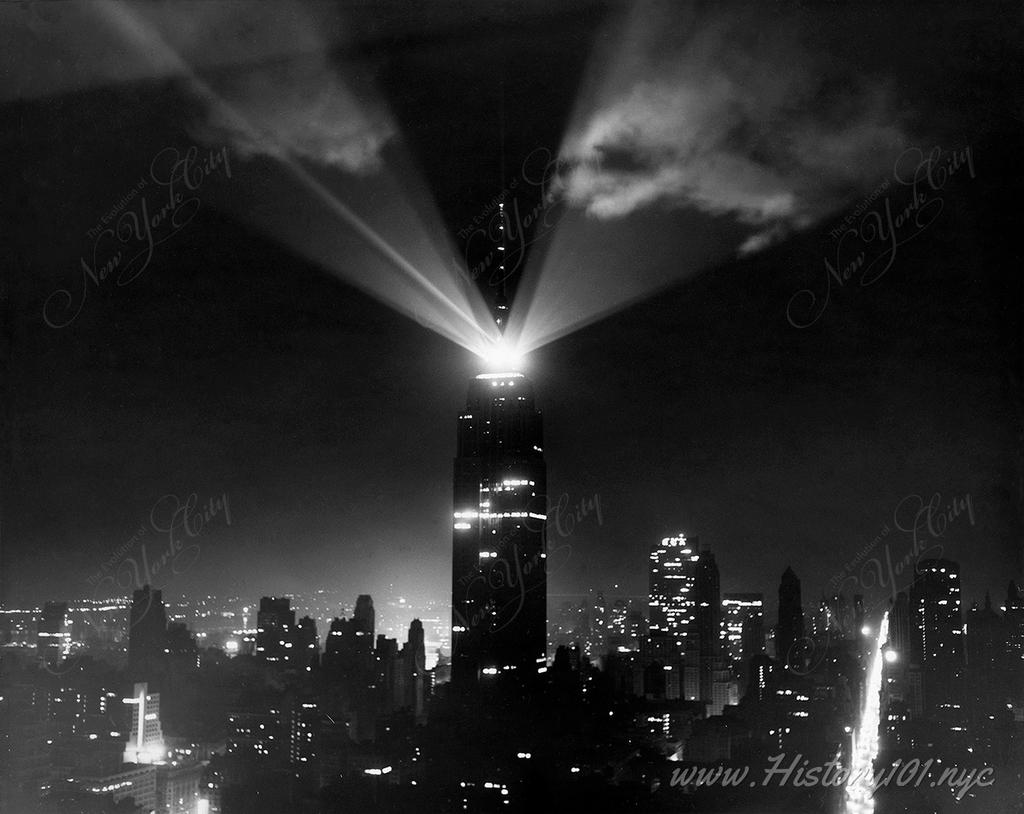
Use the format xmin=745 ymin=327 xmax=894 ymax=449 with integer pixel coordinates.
xmin=450 ymin=368 xmax=547 ymax=689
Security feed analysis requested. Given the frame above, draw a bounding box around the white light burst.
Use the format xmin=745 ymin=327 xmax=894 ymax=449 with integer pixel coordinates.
xmin=845 ymin=611 xmax=889 ymax=814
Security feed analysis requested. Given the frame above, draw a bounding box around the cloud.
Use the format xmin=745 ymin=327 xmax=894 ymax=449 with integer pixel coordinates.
xmin=196 ymin=54 xmax=395 ymax=174
xmin=554 ymin=3 xmax=907 ymax=251
xmin=4 ymin=1 xmax=396 ymax=174
xmin=159 ymin=2 xmax=395 ymax=174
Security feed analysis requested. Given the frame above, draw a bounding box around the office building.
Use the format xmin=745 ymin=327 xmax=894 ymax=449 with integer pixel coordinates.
xmin=451 ymin=369 xmax=547 ymax=687
xmin=122 ymin=682 xmax=166 ymax=764
xmin=722 ymin=593 xmax=765 ymax=666
xmin=910 ymin=558 xmax=964 ymax=712
xmin=648 ymin=534 xmax=698 ymax=663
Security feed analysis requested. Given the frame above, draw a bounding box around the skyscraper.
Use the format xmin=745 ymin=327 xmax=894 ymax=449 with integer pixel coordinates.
xmin=283 ymin=690 xmax=319 ymax=773
xmin=255 ymin=596 xmax=295 ymax=664
xmin=694 ymin=547 xmax=721 ymax=703
xmin=648 ymin=534 xmax=697 ymax=664
xmin=966 ymin=592 xmax=1004 ymax=670
xmin=722 ymin=593 xmax=765 ymax=666
xmin=122 ymin=682 xmax=166 ymax=764
xmin=889 ymin=590 xmax=911 ymax=657
xmin=128 ymin=586 xmax=167 ymax=672
xmin=324 ymin=609 xmax=373 ymax=680
xmin=776 ymin=566 xmax=804 ymax=673
xmin=910 ymin=558 xmax=964 ymax=711
xmin=354 ymin=595 xmax=375 ymax=641
xmin=400 ymin=619 xmax=427 ymax=719
xmin=295 ymin=616 xmax=319 ymax=672
xmin=451 ymin=369 xmax=547 ymax=688
xmin=965 ymin=592 xmax=1016 ymax=724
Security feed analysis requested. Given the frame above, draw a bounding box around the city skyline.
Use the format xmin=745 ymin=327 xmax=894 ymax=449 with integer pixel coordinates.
xmin=4 ymin=517 xmax=1021 ymax=812
xmin=8 ymin=544 xmax=1020 ymax=677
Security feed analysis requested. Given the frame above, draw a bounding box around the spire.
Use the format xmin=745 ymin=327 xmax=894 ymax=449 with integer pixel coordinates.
xmin=493 ymin=48 xmax=509 ymax=334
xmin=493 ymin=170 xmax=509 ymax=331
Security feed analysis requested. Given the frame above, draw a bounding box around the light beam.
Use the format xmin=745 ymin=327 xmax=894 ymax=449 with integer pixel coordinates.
xmin=90 ymin=0 xmax=495 ymax=355
xmin=844 ymin=611 xmax=889 ymax=814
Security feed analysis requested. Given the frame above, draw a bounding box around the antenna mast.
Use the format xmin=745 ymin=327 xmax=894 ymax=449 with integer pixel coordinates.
xmin=494 ymin=23 xmax=509 ymax=333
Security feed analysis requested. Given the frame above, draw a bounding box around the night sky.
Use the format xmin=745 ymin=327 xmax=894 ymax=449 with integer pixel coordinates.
xmin=2 ymin=1 xmax=1021 ymax=624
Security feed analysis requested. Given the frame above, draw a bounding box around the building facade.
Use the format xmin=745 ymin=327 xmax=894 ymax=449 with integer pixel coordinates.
xmin=910 ymin=558 xmax=964 ymax=712
xmin=647 ymin=534 xmax=698 ymax=665
xmin=451 ymin=370 xmax=547 ymax=688
xmin=722 ymin=593 xmax=765 ymax=666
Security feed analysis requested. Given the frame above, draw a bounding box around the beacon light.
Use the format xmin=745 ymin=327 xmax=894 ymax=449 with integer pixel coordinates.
xmin=480 ymin=337 xmax=523 ymax=372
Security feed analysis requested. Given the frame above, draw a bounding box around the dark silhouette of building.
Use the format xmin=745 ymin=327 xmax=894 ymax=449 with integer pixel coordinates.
xmin=375 ymin=634 xmax=400 ymax=712
xmin=166 ymin=622 xmax=198 ymax=670
xmin=966 ymin=592 xmax=1003 ymax=669
xmin=776 ymin=567 xmax=804 ymax=673
xmin=587 ymin=590 xmax=607 ymax=658
xmin=251 ymin=598 xmax=319 ymax=673
xmin=1004 ymin=580 xmax=1024 ymax=663
xmin=354 ymin=595 xmax=375 ymax=640
xmin=324 ymin=602 xmax=374 ymax=680
xmin=853 ymin=594 xmax=865 ymax=638
xmin=255 ymin=596 xmax=295 ymax=665
xmin=128 ymin=586 xmax=167 ymax=672
xmin=451 ymin=369 xmax=547 ymax=688
xmin=295 ymin=616 xmax=319 ymax=672
xmin=395 ymin=619 xmax=427 ymax=720
xmin=965 ymin=592 xmax=1018 ymax=751
xmin=694 ymin=547 xmax=721 ymax=704
xmin=889 ymin=590 xmax=911 ymax=657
